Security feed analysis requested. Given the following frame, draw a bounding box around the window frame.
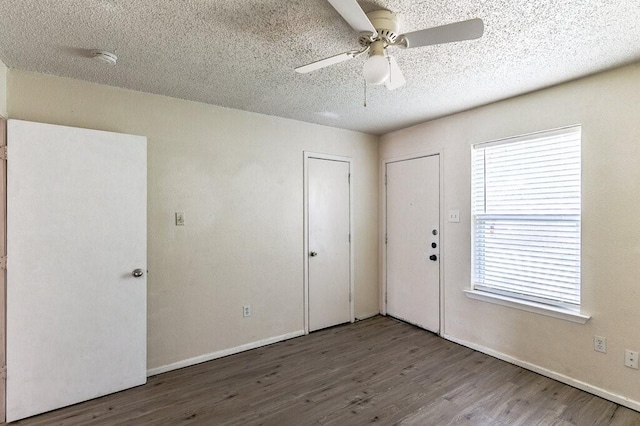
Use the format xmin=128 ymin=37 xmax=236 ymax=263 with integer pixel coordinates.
xmin=468 ymin=126 xmax=589 ymax=322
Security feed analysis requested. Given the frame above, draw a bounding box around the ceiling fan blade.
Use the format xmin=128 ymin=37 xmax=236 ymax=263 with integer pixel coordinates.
xmin=295 ymin=51 xmax=360 ymax=74
xmin=400 ymin=18 xmax=484 ymax=48
xmin=327 ymin=0 xmax=377 ymax=37
xmin=385 ymin=56 xmax=406 ymax=90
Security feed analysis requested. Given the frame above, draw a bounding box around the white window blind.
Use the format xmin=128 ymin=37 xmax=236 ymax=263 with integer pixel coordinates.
xmin=472 ymin=126 xmax=581 ymax=308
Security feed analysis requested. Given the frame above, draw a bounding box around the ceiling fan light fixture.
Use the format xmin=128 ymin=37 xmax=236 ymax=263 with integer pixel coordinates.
xmin=363 ymin=54 xmax=389 ymax=85
xmin=362 ymin=40 xmax=389 ymax=85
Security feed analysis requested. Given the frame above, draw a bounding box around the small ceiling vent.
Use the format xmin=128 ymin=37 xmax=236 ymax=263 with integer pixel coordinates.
xmin=92 ymin=50 xmax=117 ymax=66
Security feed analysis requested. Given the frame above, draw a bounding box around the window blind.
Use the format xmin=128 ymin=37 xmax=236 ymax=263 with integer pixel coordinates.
xmin=472 ymin=127 xmax=581 ymax=307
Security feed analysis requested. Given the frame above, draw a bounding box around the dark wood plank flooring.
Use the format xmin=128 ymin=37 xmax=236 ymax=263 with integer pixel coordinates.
xmin=9 ymin=316 xmax=640 ymax=425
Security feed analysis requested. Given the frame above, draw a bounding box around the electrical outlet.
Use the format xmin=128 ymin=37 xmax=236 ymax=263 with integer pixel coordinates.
xmin=625 ymin=350 xmax=639 ymax=369
xmin=243 ymin=305 xmax=251 ymax=318
xmin=594 ymin=336 xmax=607 ymax=353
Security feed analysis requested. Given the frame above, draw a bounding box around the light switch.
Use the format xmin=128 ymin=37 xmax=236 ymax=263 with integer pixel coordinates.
xmin=448 ymin=210 xmax=460 ymax=223
xmin=175 ymin=212 xmax=185 ymax=226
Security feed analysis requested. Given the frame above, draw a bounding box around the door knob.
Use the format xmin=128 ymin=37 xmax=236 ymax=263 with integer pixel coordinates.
xmin=429 ymin=255 xmax=438 ymax=261
xmin=132 ymin=269 xmax=145 ymax=278
xmin=309 ymin=251 xmax=318 ymax=257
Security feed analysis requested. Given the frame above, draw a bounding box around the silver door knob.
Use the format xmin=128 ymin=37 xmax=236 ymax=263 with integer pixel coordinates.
xmin=132 ymin=269 xmax=145 ymax=278
xmin=309 ymin=251 xmax=318 ymax=257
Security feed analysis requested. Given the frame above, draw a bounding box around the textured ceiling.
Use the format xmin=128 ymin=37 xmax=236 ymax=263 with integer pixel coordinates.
xmin=0 ymin=0 xmax=639 ymax=135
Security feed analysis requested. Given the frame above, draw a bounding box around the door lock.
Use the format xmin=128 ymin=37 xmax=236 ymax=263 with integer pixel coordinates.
xmin=429 ymin=254 xmax=438 ymax=261
xmin=309 ymin=251 xmax=318 ymax=257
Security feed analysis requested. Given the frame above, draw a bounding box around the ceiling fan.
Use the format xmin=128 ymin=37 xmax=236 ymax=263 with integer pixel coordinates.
xmin=295 ymin=0 xmax=484 ymax=90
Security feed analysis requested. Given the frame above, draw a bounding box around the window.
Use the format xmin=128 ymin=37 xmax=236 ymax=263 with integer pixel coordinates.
xmin=471 ymin=126 xmax=581 ymax=311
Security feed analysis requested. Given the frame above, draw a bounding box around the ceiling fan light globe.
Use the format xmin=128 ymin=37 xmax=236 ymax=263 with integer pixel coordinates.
xmin=363 ymin=55 xmax=390 ymax=85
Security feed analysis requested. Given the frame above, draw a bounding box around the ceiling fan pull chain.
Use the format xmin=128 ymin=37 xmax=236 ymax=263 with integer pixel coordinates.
xmin=363 ymin=79 xmax=367 ymax=107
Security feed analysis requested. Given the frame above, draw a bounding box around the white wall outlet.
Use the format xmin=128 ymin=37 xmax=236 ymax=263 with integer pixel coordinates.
xmin=243 ymin=305 xmax=251 ymax=318
xmin=594 ymin=336 xmax=607 ymax=353
xmin=625 ymin=350 xmax=639 ymax=369
xmin=448 ymin=210 xmax=460 ymax=223
xmin=175 ymin=212 xmax=185 ymax=226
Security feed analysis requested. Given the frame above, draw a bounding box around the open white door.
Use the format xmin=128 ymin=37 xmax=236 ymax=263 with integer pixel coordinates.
xmin=386 ymin=155 xmax=440 ymax=332
xmin=6 ymin=120 xmax=147 ymax=422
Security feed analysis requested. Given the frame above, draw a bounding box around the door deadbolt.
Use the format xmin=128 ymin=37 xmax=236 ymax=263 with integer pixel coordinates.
xmin=309 ymin=251 xmax=318 ymax=257
xmin=429 ymin=254 xmax=438 ymax=261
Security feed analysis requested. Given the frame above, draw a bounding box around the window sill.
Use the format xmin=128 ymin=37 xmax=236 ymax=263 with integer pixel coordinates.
xmin=463 ymin=290 xmax=591 ymax=324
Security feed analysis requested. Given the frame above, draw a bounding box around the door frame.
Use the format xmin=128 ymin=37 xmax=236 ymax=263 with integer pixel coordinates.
xmin=381 ymin=150 xmax=445 ymax=336
xmin=303 ymin=152 xmax=354 ymax=335
xmin=0 ymin=117 xmax=6 ymax=423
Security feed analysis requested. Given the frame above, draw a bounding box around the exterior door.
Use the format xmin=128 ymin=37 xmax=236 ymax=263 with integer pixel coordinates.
xmin=307 ymin=156 xmax=351 ymax=332
xmin=6 ymin=120 xmax=147 ymax=422
xmin=386 ymin=155 xmax=440 ymax=332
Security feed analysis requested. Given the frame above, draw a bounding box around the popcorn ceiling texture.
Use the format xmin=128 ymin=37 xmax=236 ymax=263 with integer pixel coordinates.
xmin=0 ymin=0 xmax=639 ymax=134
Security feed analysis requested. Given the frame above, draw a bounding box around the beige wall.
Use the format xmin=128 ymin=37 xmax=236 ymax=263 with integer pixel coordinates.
xmin=0 ymin=59 xmax=7 ymax=117
xmin=7 ymin=70 xmax=380 ymax=371
xmin=9 ymin=60 xmax=640 ymax=407
xmin=380 ymin=63 xmax=640 ymax=406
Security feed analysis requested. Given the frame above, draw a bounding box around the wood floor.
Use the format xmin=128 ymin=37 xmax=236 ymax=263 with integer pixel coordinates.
xmin=9 ymin=316 xmax=640 ymax=425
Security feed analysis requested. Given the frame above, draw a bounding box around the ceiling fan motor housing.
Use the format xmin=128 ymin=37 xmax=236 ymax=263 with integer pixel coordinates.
xmin=359 ymin=10 xmax=400 ymax=46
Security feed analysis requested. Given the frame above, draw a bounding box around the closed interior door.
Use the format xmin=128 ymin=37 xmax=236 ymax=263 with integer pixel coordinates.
xmin=386 ymin=155 xmax=440 ymax=332
xmin=6 ymin=120 xmax=147 ymax=422
xmin=308 ymin=157 xmax=351 ymax=332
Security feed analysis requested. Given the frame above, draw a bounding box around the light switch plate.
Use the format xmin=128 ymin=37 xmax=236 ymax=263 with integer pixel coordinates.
xmin=175 ymin=212 xmax=185 ymax=226
xmin=448 ymin=210 xmax=460 ymax=223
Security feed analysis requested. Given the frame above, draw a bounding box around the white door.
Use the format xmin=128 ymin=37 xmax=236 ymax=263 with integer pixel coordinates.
xmin=307 ymin=156 xmax=351 ymax=332
xmin=6 ymin=120 xmax=147 ymax=422
xmin=386 ymin=155 xmax=440 ymax=332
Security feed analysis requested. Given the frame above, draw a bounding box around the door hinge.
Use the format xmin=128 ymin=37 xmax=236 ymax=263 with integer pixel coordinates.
xmin=348 ymin=234 xmax=351 ymax=243
xmin=0 ymin=365 xmax=6 ymax=379
xmin=349 ymin=292 xmax=352 ymax=302
xmin=384 ymin=174 xmax=387 ymax=185
xmin=348 ymin=173 xmax=351 ymax=184
xmin=385 ymin=233 xmax=388 ymax=244
xmin=0 ymin=255 xmax=6 ymax=270
xmin=0 ymin=146 xmax=6 ymax=160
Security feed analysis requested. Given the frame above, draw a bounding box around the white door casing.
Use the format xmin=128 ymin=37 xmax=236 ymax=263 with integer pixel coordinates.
xmin=6 ymin=120 xmax=147 ymax=422
xmin=385 ymin=154 xmax=440 ymax=333
xmin=304 ymin=153 xmax=353 ymax=333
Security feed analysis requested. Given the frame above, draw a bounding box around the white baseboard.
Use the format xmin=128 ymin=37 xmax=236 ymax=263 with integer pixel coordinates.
xmin=147 ymin=330 xmax=305 ymax=377
xmin=443 ymin=333 xmax=640 ymax=413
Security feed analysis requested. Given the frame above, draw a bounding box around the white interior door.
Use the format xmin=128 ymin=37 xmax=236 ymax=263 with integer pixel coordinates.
xmin=6 ymin=120 xmax=147 ymax=422
xmin=307 ymin=156 xmax=351 ymax=332
xmin=386 ymin=155 xmax=440 ymax=332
